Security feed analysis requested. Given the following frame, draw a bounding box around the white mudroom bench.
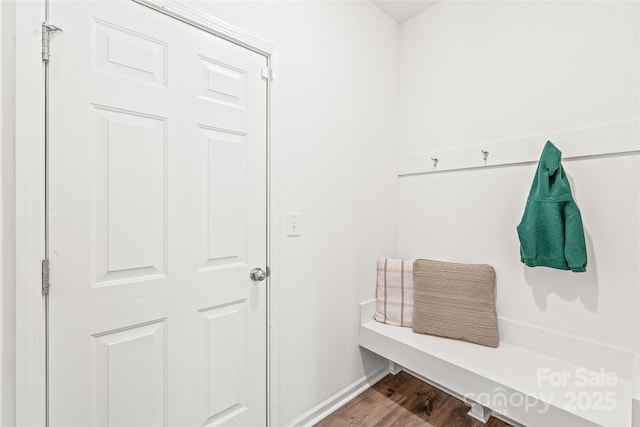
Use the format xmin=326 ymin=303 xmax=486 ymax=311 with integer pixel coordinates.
xmin=359 ymin=299 xmax=632 ymax=427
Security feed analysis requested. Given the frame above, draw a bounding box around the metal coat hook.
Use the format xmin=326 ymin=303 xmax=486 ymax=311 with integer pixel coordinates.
xmin=481 ymin=150 xmax=489 ymax=161
xmin=431 ymin=157 xmax=439 ymax=167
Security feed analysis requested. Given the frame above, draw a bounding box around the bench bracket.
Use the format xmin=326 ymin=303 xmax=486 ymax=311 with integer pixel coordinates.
xmin=467 ymin=402 xmax=491 ymax=424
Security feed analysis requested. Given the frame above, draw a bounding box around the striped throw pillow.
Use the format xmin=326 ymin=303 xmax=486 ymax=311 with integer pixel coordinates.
xmin=374 ymin=258 xmax=415 ymax=327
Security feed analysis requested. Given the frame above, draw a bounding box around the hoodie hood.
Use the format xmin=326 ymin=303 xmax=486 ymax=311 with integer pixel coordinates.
xmin=539 ymin=140 xmax=561 ymax=176
xmin=528 ymin=141 xmax=573 ymax=201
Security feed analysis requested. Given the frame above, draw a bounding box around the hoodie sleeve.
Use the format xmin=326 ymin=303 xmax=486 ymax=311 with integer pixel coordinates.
xmin=564 ymin=203 xmax=587 ymax=272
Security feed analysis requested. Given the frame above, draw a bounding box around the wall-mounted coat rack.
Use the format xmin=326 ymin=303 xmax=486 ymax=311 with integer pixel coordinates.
xmin=398 ymin=120 xmax=639 ymax=176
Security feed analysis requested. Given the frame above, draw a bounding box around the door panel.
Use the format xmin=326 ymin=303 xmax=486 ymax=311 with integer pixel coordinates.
xmin=94 ymin=105 xmax=167 ymax=286
xmin=200 ymin=301 xmax=249 ymax=424
xmin=199 ymin=126 xmax=248 ymax=270
xmin=92 ymin=18 xmax=167 ymax=87
xmin=49 ymin=2 xmax=267 ymax=426
xmin=92 ymin=319 xmax=167 ymax=427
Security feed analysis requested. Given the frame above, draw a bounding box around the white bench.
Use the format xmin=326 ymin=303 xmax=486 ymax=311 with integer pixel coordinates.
xmin=359 ymin=299 xmax=632 ymax=427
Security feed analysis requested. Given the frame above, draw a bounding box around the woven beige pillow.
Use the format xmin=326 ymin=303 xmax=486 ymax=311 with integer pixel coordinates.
xmin=412 ymin=259 xmax=499 ymax=348
xmin=374 ymin=258 xmax=415 ymax=327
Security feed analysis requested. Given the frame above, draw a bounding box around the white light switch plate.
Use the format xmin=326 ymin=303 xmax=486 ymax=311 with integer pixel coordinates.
xmin=287 ymin=212 xmax=301 ymax=237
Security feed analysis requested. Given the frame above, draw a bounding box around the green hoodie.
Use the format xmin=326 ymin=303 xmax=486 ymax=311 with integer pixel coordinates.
xmin=516 ymin=141 xmax=587 ymax=272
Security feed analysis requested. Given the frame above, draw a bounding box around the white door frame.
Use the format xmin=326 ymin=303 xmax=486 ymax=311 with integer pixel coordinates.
xmin=14 ymin=1 xmax=279 ymax=425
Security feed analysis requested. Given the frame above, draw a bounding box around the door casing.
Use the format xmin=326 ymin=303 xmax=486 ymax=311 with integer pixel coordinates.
xmin=14 ymin=1 xmax=279 ymax=425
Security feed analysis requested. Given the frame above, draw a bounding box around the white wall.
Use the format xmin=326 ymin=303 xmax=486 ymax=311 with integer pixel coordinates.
xmin=182 ymin=2 xmax=398 ymax=425
xmin=396 ymin=0 xmax=639 ymax=416
xmin=1 ymin=1 xmax=16 ymax=425
xmin=398 ymin=0 xmax=638 ymax=154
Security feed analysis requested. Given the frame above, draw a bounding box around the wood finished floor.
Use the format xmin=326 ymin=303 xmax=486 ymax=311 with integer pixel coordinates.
xmin=314 ymin=371 xmax=512 ymax=427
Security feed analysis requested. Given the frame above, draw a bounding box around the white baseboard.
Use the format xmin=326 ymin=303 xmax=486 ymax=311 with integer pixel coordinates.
xmin=284 ymin=365 xmax=390 ymax=427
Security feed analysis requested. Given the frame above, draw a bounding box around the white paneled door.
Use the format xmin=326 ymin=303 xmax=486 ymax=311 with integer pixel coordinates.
xmin=48 ymin=2 xmax=267 ymax=426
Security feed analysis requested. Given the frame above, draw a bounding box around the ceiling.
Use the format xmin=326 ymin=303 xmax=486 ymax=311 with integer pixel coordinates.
xmin=372 ymin=1 xmax=440 ymax=23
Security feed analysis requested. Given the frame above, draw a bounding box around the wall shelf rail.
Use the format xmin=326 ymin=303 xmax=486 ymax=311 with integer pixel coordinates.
xmin=399 ymin=120 xmax=639 ymax=176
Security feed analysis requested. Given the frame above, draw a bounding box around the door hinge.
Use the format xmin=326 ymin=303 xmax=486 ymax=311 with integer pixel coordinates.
xmin=42 ymin=21 xmax=63 ymax=63
xmin=42 ymin=259 xmax=50 ymax=295
xmin=261 ymin=67 xmax=273 ymax=82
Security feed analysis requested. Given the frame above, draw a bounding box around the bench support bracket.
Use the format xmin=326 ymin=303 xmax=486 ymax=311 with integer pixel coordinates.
xmin=467 ymin=402 xmax=491 ymax=424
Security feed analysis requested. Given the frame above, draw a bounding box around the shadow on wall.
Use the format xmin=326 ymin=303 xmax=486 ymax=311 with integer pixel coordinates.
xmin=522 ymin=170 xmax=599 ymax=312
xmin=523 ymin=230 xmax=598 ymax=312
xmin=360 ymin=346 xmax=388 ymax=376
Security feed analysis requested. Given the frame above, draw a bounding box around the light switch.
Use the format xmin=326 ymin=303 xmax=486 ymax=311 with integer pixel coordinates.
xmin=287 ymin=212 xmax=301 ymax=237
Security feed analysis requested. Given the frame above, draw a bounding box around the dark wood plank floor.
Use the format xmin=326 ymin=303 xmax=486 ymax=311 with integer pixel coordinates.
xmin=315 ymin=371 xmax=512 ymax=427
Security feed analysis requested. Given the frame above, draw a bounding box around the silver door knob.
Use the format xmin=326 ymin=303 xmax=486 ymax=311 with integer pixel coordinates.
xmin=250 ymin=267 xmax=267 ymax=282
